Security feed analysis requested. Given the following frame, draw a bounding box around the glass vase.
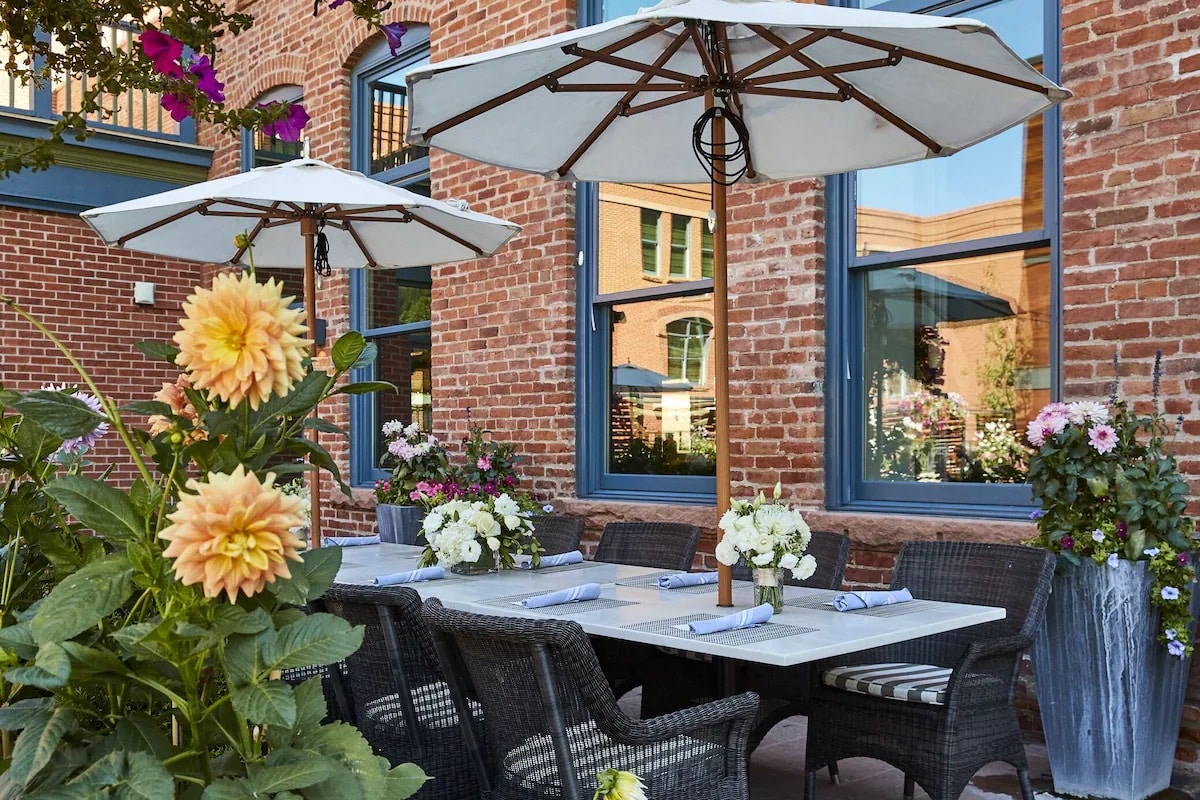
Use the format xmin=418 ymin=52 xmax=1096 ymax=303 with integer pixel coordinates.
xmin=451 ymin=545 xmax=498 ymax=576
xmin=752 ymin=568 xmax=784 ymax=614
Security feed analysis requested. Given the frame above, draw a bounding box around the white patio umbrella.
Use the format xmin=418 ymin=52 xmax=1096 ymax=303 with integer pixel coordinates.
xmin=82 ymin=157 xmax=521 ymax=547
xmin=405 ymin=0 xmax=1069 ymax=604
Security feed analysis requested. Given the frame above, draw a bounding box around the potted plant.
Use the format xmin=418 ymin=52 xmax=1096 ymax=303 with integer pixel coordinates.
xmin=713 ymin=482 xmax=817 ymax=613
xmin=1027 ymin=355 xmax=1197 ymax=800
xmin=374 ymin=420 xmax=450 ymax=544
xmin=416 ymin=490 xmax=544 ymax=574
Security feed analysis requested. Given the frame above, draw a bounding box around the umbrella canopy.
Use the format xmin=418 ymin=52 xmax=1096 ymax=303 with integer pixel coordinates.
xmin=613 ymin=363 xmax=694 ymax=392
xmin=407 ymin=0 xmax=1069 ymax=182
xmin=82 ymin=157 xmax=521 ymax=549
xmin=872 ymin=267 xmax=1015 ymax=326
xmin=82 ymin=158 xmax=520 ymax=269
xmin=403 ymin=0 xmax=1068 ymax=605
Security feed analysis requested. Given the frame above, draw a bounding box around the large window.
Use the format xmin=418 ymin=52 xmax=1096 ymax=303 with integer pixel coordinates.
xmin=576 ymin=2 xmax=718 ymax=501
xmin=349 ymin=27 xmax=433 ymax=486
xmin=826 ymin=0 xmax=1060 ymax=515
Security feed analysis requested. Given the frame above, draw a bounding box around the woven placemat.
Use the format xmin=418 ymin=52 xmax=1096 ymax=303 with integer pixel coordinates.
xmin=527 ymin=561 xmax=603 ymax=575
xmin=477 ymin=592 xmax=638 ymax=615
xmin=784 ymin=594 xmax=933 ymax=618
xmin=623 ymin=614 xmax=818 ymax=646
xmin=615 ymin=572 xmax=721 ymax=594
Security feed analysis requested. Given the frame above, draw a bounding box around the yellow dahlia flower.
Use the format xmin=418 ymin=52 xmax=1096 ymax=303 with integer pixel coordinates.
xmin=148 ymin=373 xmax=206 ymax=442
xmin=160 ymin=466 xmax=306 ymax=602
xmin=174 ymin=271 xmax=310 ymax=410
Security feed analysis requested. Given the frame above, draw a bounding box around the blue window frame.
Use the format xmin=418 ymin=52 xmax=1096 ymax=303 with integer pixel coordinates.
xmin=825 ymin=0 xmax=1062 ymax=518
xmin=576 ymin=0 xmax=717 ymax=503
xmin=348 ymin=28 xmax=433 ymax=487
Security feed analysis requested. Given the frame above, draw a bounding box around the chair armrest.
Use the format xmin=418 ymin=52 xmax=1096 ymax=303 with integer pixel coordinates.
xmin=953 ymin=634 xmax=1031 ymax=672
xmin=945 ymin=634 xmax=1031 ymax=703
xmin=604 ymin=691 xmax=760 ymax=746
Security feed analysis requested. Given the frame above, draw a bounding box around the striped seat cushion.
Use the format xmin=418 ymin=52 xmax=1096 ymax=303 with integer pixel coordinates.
xmin=822 ymin=663 xmax=951 ymax=705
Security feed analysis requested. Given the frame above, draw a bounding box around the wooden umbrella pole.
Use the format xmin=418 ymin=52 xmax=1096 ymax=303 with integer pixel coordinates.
xmin=301 ymin=214 xmax=323 ymax=549
xmin=712 ymin=109 xmax=733 ymax=608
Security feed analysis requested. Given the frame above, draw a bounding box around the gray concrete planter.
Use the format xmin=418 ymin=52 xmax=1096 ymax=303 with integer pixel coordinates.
xmin=1031 ymin=559 xmax=1194 ymax=800
xmin=375 ymin=503 xmax=426 ymax=546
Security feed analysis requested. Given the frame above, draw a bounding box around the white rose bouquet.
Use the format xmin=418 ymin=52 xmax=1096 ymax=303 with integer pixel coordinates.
xmin=418 ymin=492 xmax=543 ymax=572
xmin=715 ymin=482 xmax=816 ymax=612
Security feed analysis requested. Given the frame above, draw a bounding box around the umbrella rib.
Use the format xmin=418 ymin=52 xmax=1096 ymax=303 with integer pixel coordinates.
xmin=232 ymin=201 xmax=282 ymax=263
xmin=421 ymin=22 xmax=665 ymax=140
xmin=400 ymin=211 xmax=486 ymax=257
xmin=208 ymin=198 xmax=294 ymax=216
xmin=325 ymin=204 xmax=413 ymax=218
xmin=555 ymin=25 xmax=693 ymax=178
xmin=743 ymin=55 xmax=900 ymax=87
xmin=734 ymin=29 xmax=829 ymax=81
xmin=740 ymin=87 xmax=846 ymax=101
xmin=622 ymin=89 xmax=704 ymax=116
xmin=200 ymin=210 xmax=297 ymax=219
xmin=749 ymin=24 xmax=945 ymax=155
xmin=115 ymin=199 xmax=215 ymax=246
xmin=824 ymin=29 xmax=1055 ymax=96
xmin=686 ymin=23 xmax=721 ymax=81
xmin=341 ymin=219 xmax=379 ymax=268
xmin=561 ymin=43 xmax=696 ymax=84
xmin=548 ymin=82 xmax=690 ymax=92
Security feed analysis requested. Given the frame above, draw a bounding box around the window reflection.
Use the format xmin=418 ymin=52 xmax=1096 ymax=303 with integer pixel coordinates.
xmin=373 ymin=332 xmax=433 ymax=455
xmin=599 ymin=184 xmax=714 ymax=293
xmin=370 ymin=58 xmax=430 ymax=175
xmin=862 ymin=248 xmax=1051 ymax=484
xmin=856 ymin=0 xmax=1045 ymax=251
xmin=609 ymin=296 xmax=716 ymax=476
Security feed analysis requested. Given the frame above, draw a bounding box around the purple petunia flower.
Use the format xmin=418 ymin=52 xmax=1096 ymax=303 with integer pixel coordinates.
xmin=329 ymin=0 xmax=347 ymax=6
xmin=381 ymin=22 xmax=408 ymax=56
xmin=1029 ymin=509 xmax=1045 ymax=521
xmin=1091 ymin=529 xmax=1105 ymax=543
xmin=140 ymin=30 xmax=184 ymax=79
xmin=1088 ymin=423 xmax=1118 ymax=455
xmin=1107 ymin=553 xmax=1119 ymax=569
xmin=1161 ymin=586 xmax=1180 ymax=601
xmin=477 ymin=456 xmax=492 ymax=471
xmin=188 ymin=56 xmax=225 ymax=103
xmin=1061 ymin=536 xmax=1075 ymax=551
xmin=1178 ymin=553 xmax=1190 ymax=566
xmin=1145 ymin=547 xmax=1161 ymax=558
xmin=259 ymin=102 xmax=311 ymax=142
xmin=1166 ymin=628 xmax=1178 ymax=641
xmin=161 ymin=92 xmax=192 ymax=122
xmin=543 ymin=504 xmax=555 ymax=513
xmin=1116 ymin=522 xmax=1128 ymax=539
xmin=1169 ymin=640 xmax=1186 ymax=658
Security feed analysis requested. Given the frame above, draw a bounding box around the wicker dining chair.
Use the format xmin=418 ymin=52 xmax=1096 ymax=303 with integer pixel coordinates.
xmin=593 ymin=521 xmax=702 ymax=571
xmin=422 ymin=598 xmax=759 ymax=800
xmin=531 ymin=515 xmax=585 ymax=555
xmin=640 ymin=530 xmax=852 ymax=754
xmin=591 ymin=521 xmax=704 ymax=697
xmin=319 ymin=584 xmax=481 ymax=800
xmin=803 ymin=541 xmax=1056 ymax=800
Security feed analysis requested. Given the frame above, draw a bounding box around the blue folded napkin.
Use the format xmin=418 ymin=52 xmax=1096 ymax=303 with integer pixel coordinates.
xmin=682 ymin=603 xmax=774 ymax=635
xmin=831 ymin=588 xmax=914 ymax=612
xmin=518 ymin=550 xmax=585 ymax=569
xmin=373 ymin=566 xmax=445 ymax=586
xmin=519 ymin=582 xmax=602 ymax=609
xmin=657 ymin=572 xmax=719 ymax=589
xmin=323 ymin=535 xmax=381 ymax=547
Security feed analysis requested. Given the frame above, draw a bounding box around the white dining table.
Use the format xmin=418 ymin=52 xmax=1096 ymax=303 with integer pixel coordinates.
xmin=333 ymin=543 xmax=1006 ymax=668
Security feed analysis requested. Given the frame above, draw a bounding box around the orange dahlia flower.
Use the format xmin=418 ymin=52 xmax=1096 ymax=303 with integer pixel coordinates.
xmin=174 ymin=271 xmax=310 ymax=410
xmin=148 ymin=373 xmax=206 ymax=442
xmin=160 ymin=466 xmax=306 ymax=602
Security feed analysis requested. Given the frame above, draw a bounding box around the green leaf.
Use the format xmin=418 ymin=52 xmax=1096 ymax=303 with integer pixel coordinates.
xmin=265 ymin=613 xmax=363 ymax=671
xmin=119 ymin=401 xmax=172 ymax=417
xmin=200 ymin=779 xmax=257 ymax=800
xmin=285 ymin=677 xmax=328 ymax=743
xmin=0 ymin=698 xmax=52 ymax=731
xmin=60 ymin=641 xmax=129 ymax=681
xmin=31 ymin=555 xmax=134 ymax=645
xmin=10 ymin=416 xmax=61 ymax=465
xmin=114 ymin=714 xmax=172 ymax=761
xmin=270 ymin=546 xmax=342 ymax=605
xmin=257 ymin=371 xmax=328 ymax=421
xmin=10 ymin=705 xmax=75 ymax=786
xmin=386 ymin=763 xmax=431 ymax=800
xmin=252 ymin=751 xmax=339 ymax=793
xmin=330 ymin=331 xmax=366 ymax=372
xmin=5 ymin=642 xmax=71 ymax=689
xmin=115 ymin=752 xmax=174 ymax=800
xmin=331 ymin=381 xmax=397 ymax=398
xmin=232 ymin=681 xmax=296 ymax=728
xmin=46 ymin=476 xmax=144 ymax=543
xmin=134 ymin=341 xmax=180 ymax=364
xmin=224 ymin=632 xmax=267 ymax=687
xmin=350 ymin=341 xmax=378 ymax=371
xmin=0 ymin=621 xmax=38 ymax=660
xmin=302 ymin=418 xmax=348 ymax=436
xmin=9 ymin=391 xmax=106 ymax=439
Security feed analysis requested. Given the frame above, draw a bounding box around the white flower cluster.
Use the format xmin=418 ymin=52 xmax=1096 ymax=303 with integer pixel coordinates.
xmin=421 ymin=492 xmax=535 ymax=567
xmin=715 ymin=485 xmax=817 ymax=580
